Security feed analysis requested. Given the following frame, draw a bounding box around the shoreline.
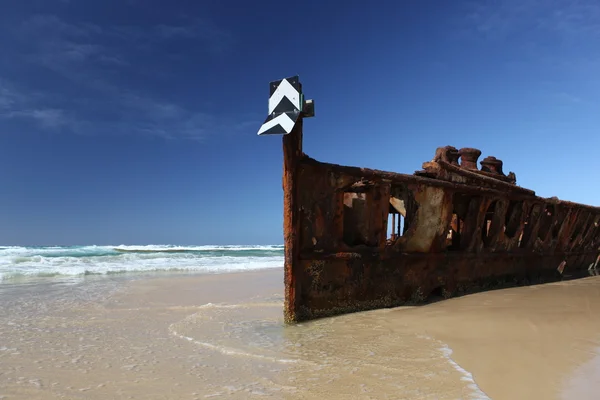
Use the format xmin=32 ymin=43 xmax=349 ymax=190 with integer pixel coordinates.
xmin=104 ymin=270 xmax=600 ymax=399
xmin=1 ymin=268 xmax=599 ymax=399
xmin=0 ymin=265 xmax=285 ymax=286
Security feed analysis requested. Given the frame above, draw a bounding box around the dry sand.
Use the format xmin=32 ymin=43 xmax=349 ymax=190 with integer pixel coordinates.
xmin=1 ymin=269 xmax=599 ymax=399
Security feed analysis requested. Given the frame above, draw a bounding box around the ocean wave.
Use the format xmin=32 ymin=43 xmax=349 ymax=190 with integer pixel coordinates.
xmin=0 ymin=245 xmax=284 ymax=282
xmin=112 ymin=244 xmax=284 ymax=253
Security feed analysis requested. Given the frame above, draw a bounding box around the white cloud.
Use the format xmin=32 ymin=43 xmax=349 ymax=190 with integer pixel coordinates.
xmin=0 ymin=14 xmax=246 ymax=140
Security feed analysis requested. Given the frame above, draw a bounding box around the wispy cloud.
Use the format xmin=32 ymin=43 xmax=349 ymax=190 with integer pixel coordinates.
xmin=0 ymin=84 xmax=16 ymax=110
xmin=153 ymin=20 xmax=233 ymax=52
xmin=21 ymin=14 xmax=95 ymax=37
xmin=552 ymin=92 xmax=582 ymax=104
xmin=0 ymin=79 xmax=65 ymax=129
xmin=10 ymin=109 xmax=67 ymax=128
xmin=461 ymin=0 xmax=600 ymax=105
xmin=0 ymin=13 xmax=242 ymax=140
xmin=155 ymin=24 xmax=196 ymax=39
xmin=0 ymin=77 xmax=257 ymax=140
xmin=465 ymin=0 xmax=600 ymax=40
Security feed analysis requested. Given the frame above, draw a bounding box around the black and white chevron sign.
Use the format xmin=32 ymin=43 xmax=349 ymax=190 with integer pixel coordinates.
xmin=257 ymin=76 xmax=302 ymax=135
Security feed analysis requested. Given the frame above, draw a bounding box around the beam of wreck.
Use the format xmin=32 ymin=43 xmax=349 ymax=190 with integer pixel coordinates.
xmin=283 ymin=140 xmax=600 ymax=323
xmin=282 ymin=119 xmax=303 ymax=323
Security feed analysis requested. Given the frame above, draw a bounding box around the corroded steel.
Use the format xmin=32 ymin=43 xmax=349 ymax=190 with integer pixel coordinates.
xmin=281 ymin=125 xmax=600 ymax=324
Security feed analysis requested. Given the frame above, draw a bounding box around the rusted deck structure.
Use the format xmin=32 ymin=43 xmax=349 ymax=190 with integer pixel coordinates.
xmin=258 ymin=76 xmax=600 ymax=324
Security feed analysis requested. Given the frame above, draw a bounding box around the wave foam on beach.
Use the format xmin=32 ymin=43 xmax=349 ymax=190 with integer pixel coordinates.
xmin=0 ymin=245 xmax=283 ymax=281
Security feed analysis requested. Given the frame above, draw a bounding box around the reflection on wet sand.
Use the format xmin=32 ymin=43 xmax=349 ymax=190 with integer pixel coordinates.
xmin=1 ymin=269 xmax=599 ymax=399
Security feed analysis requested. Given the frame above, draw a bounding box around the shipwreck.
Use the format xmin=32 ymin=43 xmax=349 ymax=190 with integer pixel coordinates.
xmin=257 ymin=76 xmax=600 ymax=324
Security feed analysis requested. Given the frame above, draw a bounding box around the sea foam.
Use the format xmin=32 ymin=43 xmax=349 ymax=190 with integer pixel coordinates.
xmin=0 ymin=245 xmax=283 ymax=281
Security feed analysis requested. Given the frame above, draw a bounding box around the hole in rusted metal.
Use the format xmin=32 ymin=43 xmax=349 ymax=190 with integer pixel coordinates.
xmin=447 ymin=194 xmax=471 ymax=251
xmin=447 ymin=213 xmax=462 ymax=250
xmin=520 ymin=203 xmax=541 ymax=248
xmin=387 ymin=209 xmax=404 ymax=240
xmin=388 ymin=194 xmax=406 ymax=241
xmin=343 ymin=192 xmax=369 ymax=247
xmin=505 ymin=200 xmax=523 ymax=238
xmin=482 ymin=200 xmax=497 ymax=247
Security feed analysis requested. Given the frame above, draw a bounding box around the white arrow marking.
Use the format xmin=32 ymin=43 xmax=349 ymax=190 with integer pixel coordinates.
xmin=257 ymin=113 xmax=296 ymax=135
xmin=268 ymin=79 xmax=301 ymax=114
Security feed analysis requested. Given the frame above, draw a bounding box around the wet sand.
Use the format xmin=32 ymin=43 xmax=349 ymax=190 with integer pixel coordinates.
xmin=1 ymin=269 xmax=599 ymax=399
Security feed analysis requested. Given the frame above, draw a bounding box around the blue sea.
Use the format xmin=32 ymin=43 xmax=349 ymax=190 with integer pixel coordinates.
xmin=0 ymin=245 xmax=284 ymax=281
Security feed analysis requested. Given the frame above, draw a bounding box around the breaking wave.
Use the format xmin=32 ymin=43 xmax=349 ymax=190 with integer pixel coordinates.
xmin=0 ymin=245 xmax=283 ymax=281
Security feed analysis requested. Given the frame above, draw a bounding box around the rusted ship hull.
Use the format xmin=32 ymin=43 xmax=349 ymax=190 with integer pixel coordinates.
xmin=282 ymin=123 xmax=600 ymax=324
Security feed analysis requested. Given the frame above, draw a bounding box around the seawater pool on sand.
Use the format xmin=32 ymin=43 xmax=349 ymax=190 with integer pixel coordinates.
xmin=168 ymin=301 xmax=489 ymax=399
xmin=0 ymin=269 xmax=599 ymax=399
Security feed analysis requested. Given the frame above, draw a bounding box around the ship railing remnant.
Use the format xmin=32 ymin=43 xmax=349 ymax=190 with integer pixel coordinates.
xmin=297 ymin=149 xmax=600 ymax=257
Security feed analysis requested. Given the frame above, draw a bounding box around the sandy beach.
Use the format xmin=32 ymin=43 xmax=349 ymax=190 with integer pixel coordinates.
xmin=1 ymin=269 xmax=600 ymax=399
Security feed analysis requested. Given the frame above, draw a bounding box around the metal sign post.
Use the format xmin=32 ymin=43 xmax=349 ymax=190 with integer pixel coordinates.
xmin=257 ymin=76 xmax=314 ymax=323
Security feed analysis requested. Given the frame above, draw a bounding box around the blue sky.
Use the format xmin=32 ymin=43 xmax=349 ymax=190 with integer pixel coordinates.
xmin=1 ymin=0 xmax=599 ymax=245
